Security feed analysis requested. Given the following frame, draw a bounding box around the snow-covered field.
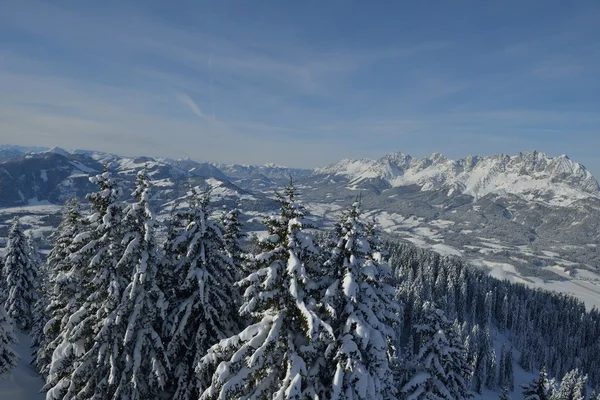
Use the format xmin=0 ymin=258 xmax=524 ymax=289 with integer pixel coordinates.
xmin=0 ymin=331 xmax=44 ymax=400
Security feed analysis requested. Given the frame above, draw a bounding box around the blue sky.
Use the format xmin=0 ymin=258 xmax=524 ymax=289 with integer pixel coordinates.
xmin=1 ymin=1 xmax=599 ymax=175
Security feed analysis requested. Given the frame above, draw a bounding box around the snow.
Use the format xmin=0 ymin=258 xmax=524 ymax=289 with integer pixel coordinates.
xmin=39 ymin=170 xmax=48 ymax=182
xmin=68 ymin=160 xmax=96 ymax=173
xmin=430 ymin=243 xmax=462 ymax=257
xmin=0 ymin=331 xmax=44 ymax=400
xmin=471 ymin=259 xmax=600 ymax=310
xmin=315 ymin=151 xmax=600 ymax=206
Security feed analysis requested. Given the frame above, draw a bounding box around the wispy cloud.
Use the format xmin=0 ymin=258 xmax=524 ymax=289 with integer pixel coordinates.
xmin=177 ymin=92 xmax=212 ymax=121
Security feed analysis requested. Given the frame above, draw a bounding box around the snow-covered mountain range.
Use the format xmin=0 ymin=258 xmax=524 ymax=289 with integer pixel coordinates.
xmin=314 ymin=151 xmax=600 ymax=206
xmin=1 ymin=145 xmax=599 ymax=310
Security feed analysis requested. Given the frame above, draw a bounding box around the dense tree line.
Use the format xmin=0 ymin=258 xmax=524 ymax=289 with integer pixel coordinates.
xmin=0 ymin=169 xmax=599 ymax=399
xmin=387 ymin=241 xmax=600 ymax=394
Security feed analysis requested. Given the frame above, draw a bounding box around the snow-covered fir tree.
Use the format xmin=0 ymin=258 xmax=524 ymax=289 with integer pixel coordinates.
xmin=321 ymin=201 xmax=401 ymax=400
xmin=106 ymin=170 xmax=170 ymax=399
xmin=499 ymin=385 xmax=511 ymax=400
xmin=521 ymin=367 xmax=555 ymax=400
xmin=552 ymin=369 xmax=587 ymax=400
xmin=34 ymin=199 xmax=86 ymax=379
xmin=2 ymin=218 xmax=38 ymax=331
xmin=400 ymin=302 xmax=472 ymax=400
xmin=44 ymin=168 xmax=128 ymax=400
xmin=0 ymin=303 xmax=18 ymax=377
xmin=164 ymin=188 xmax=240 ymax=400
xmin=220 ymin=201 xmax=245 ymax=278
xmin=198 ymin=181 xmax=331 ymax=399
xmin=473 ymin=326 xmax=494 ymax=393
xmin=29 ymin=232 xmax=48 ymax=366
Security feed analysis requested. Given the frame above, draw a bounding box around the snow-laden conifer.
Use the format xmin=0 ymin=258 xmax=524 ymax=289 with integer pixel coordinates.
xmin=44 ymin=168 xmax=127 ymax=400
xmin=29 ymin=232 xmax=49 ymax=367
xmin=499 ymin=385 xmax=511 ymax=400
xmin=3 ymin=218 xmax=38 ymax=331
xmin=553 ymin=369 xmax=587 ymax=400
xmin=322 ymin=201 xmax=401 ymax=400
xmin=401 ymin=302 xmax=473 ymax=400
xmin=521 ymin=367 xmax=555 ymax=400
xmin=0 ymin=303 xmax=18 ymax=377
xmin=107 ymin=170 xmax=170 ymax=399
xmin=198 ymin=181 xmax=331 ymax=399
xmin=164 ymin=189 xmax=240 ymax=400
xmin=220 ymin=202 xmax=245 ymax=278
xmin=34 ymin=199 xmax=86 ymax=379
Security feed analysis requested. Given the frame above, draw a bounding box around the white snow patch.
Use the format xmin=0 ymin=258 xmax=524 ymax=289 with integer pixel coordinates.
xmin=0 ymin=330 xmax=44 ymax=399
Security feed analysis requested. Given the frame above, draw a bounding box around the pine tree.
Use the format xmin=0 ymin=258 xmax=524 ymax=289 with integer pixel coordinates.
xmin=401 ymin=302 xmax=472 ymax=400
xmin=499 ymin=385 xmax=511 ymax=400
xmin=220 ymin=201 xmax=245 ymax=277
xmin=198 ymin=181 xmax=331 ymax=399
xmin=498 ymin=343 xmax=507 ymax=389
xmin=2 ymin=218 xmax=38 ymax=331
xmin=28 ymin=232 xmax=48 ymax=368
xmin=473 ymin=327 xmax=493 ymax=393
xmin=323 ymin=201 xmax=401 ymax=400
xmin=521 ymin=367 xmax=554 ymax=400
xmin=552 ymin=369 xmax=587 ymax=400
xmin=0 ymin=303 xmax=18 ymax=377
xmin=164 ymin=189 xmax=240 ymax=400
xmin=486 ymin=348 xmax=497 ymax=390
xmin=44 ymin=169 xmax=128 ymax=400
xmin=34 ymin=198 xmax=86 ymax=379
xmin=505 ymin=346 xmax=515 ymax=391
xmin=107 ymin=170 xmax=170 ymax=399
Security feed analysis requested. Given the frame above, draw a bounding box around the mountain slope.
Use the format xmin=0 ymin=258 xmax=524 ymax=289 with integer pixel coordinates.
xmin=314 ymin=151 xmax=600 ymax=206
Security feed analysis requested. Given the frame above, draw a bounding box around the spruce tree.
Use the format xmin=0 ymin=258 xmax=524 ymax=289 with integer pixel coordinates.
xmin=3 ymin=218 xmax=38 ymax=331
xmin=499 ymin=385 xmax=511 ymax=400
xmin=505 ymin=346 xmax=515 ymax=391
xmin=323 ymin=201 xmax=401 ymax=400
xmin=164 ymin=189 xmax=240 ymax=400
xmin=401 ymin=302 xmax=472 ymax=400
xmin=0 ymin=303 xmax=18 ymax=377
xmin=198 ymin=181 xmax=331 ymax=399
xmin=29 ymin=232 xmax=48 ymax=369
xmin=553 ymin=369 xmax=587 ymax=400
xmin=498 ymin=343 xmax=507 ymax=389
xmin=44 ymin=169 xmax=128 ymax=400
xmin=486 ymin=348 xmax=497 ymax=390
xmin=521 ymin=367 xmax=554 ymax=400
xmin=220 ymin=201 xmax=245 ymax=278
xmin=108 ymin=171 xmax=170 ymax=399
xmin=34 ymin=198 xmax=86 ymax=379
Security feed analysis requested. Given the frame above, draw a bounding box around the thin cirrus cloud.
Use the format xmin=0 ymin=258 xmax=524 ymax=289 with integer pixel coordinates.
xmin=0 ymin=0 xmax=599 ymax=175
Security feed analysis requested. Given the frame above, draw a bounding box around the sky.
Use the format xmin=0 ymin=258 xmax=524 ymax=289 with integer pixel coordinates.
xmin=1 ymin=1 xmax=599 ymax=175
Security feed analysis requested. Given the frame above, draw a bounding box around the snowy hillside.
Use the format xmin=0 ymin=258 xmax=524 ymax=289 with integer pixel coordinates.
xmin=315 ymin=151 xmax=600 ymax=206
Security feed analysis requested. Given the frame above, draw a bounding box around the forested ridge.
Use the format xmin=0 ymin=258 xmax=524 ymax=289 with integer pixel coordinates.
xmin=1 ymin=169 xmax=599 ymax=399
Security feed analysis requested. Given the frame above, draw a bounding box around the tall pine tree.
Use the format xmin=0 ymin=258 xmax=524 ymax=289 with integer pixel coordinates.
xmin=164 ymin=189 xmax=240 ymax=400
xmin=108 ymin=170 xmax=170 ymax=399
xmin=0 ymin=303 xmax=18 ymax=377
xmin=401 ymin=302 xmax=472 ymax=400
xmin=198 ymin=181 xmax=331 ymax=399
xmin=44 ymin=169 xmax=128 ymax=400
xmin=2 ymin=218 xmax=38 ymax=331
xmin=35 ymin=199 xmax=86 ymax=379
xmin=322 ymin=201 xmax=401 ymax=400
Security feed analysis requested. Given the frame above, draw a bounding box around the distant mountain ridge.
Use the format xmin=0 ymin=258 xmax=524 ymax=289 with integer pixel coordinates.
xmin=1 ymin=145 xmax=598 ymax=206
xmin=314 ymin=151 xmax=600 ymax=206
xmin=0 ymin=144 xmax=599 ymax=307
